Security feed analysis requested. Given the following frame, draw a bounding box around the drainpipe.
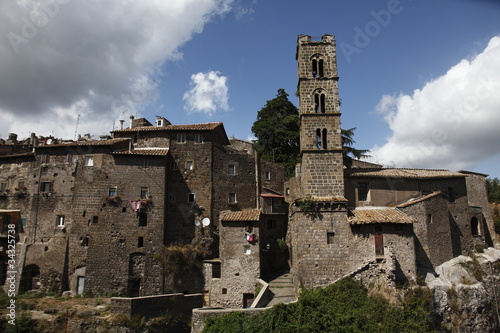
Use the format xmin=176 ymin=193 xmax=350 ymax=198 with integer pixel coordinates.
xmin=255 ymin=151 xmax=260 ymax=210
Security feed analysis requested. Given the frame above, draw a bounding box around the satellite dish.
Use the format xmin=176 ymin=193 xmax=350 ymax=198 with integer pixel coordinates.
xmin=195 ymin=220 xmax=201 ymax=227
xmin=202 ymin=218 xmax=211 ymax=227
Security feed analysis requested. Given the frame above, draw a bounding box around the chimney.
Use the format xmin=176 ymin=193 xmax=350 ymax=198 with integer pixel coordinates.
xmin=30 ymin=133 xmax=37 ymax=146
xmin=8 ymin=133 xmax=17 ymax=143
xmin=119 ymin=120 xmax=125 ymax=130
xmin=129 ymin=116 xmax=135 ymax=129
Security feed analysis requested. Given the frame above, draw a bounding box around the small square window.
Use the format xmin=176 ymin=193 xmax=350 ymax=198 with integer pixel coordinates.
xmin=140 ymin=187 xmax=148 ymax=199
xmin=85 ymin=156 xmax=94 ymax=167
xmin=327 ymin=232 xmax=335 ymax=244
xmin=186 ymin=160 xmax=194 ymax=170
xmin=41 ymin=182 xmax=52 ymax=193
xmin=244 ymin=246 xmax=251 ymax=255
xmin=80 ymin=236 xmax=89 ymax=246
xmin=265 ymin=171 xmax=271 ymax=180
xmin=138 ymin=237 xmax=144 ymax=248
xmin=108 ymin=187 xmax=117 ymax=197
xmin=195 ymin=134 xmax=204 ymax=144
xmin=177 ymin=133 xmax=186 ymax=144
xmin=169 ymin=195 xmax=176 ymax=203
xmin=143 ymin=159 xmax=151 ymax=168
xmin=18 ymin=181 xmax=25 ymax=189
xmin=267 ymin=220 xmax=276 ymax=229
xmin=92 ymin=216 xmax=98 ymax=223
xmin=228 ymin=193 xmax=237 ymax=204
xmin=56 ymin=215 xmax=65 ymax=227
xmin=170 ymin=162 xmax=178 ymax=170
xmin=227 ymin=164 xmax=235 ymax=176
xmin=188 ymin=193 xmax=195 ymax=204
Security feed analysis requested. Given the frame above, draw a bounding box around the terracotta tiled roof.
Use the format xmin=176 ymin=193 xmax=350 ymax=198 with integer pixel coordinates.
xmin=112 ymin=148 xmax=169 ymax=156
xmin=111 ymin=122 xmax=223 ymax=133
xmin=260 ymin=194 xmax=285 ymax=198
xmin=36 ymin=138 xmax=129 ymax=147
xmin=220 ymin=209 xmax=261 ymax=222
xmin=349 ymin=207 xmax=415 ymax=224
xmin=397 ymin=191 xmax=443 ymax=208
xmin=347 ymin=168 xmax=465 ymax=179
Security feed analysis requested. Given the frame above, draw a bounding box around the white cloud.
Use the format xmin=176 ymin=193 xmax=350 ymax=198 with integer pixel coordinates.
xmin=0 ymin=0 xmax=233 ymax=140
xmin=183 ymin=71 xmax=229 ymax=116
xmin=371 ymin=36 xmax=500 ymax=171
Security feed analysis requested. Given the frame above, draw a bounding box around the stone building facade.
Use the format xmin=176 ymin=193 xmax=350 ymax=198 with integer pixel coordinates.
xmin=0 ymin=118 xmax=286 ymax=297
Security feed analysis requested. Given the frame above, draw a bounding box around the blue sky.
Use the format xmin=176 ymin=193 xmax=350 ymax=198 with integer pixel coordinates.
xmin=1 ymin=0 xmax=500 ymax=178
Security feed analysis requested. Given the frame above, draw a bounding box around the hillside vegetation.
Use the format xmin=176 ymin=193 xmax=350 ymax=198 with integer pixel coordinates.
xmin=202 ymin=278 xmax=438 ymax=333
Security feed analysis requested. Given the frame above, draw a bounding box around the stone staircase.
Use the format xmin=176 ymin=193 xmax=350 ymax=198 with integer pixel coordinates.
xmin=266 ymin=272 xmax=296 ymax=307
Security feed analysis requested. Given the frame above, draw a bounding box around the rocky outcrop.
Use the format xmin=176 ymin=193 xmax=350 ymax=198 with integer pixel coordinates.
xmin=426 ymin=247 xmax=500 ymax=332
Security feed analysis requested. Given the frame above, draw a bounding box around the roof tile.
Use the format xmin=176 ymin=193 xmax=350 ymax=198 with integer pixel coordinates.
xmin=349 ymin=207 xmax=415 ymax=224
xmin=220 ymin=209 xmax=261 ymax=222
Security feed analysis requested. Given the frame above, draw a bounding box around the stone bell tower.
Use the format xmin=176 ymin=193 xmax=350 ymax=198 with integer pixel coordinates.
xmin=287 ymin=35 xmax=349 ymax=289
xmin=296 ymin=34 xmax=344 ymax=198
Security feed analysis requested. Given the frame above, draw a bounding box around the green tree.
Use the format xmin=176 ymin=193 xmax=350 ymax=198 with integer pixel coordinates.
xmin=342 ymin=127 xmax=370 ymax=168
xmin=251 ymin=89 xmax=300 ymax=177
xmin=252 ymin=89 xmax=369 ymax=177
xmin=486 ymin=177 xmax=500 ymax=203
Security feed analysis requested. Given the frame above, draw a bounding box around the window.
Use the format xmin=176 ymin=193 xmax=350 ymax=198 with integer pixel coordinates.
xmin=41 ymin=153 xmax=50 ymax=163
xmin=140 ymin=187 xmax=148 ymax=199
xmin=138 ymin=210 xmax=147 ymax=226
xmin=177 ymin=133 xmax=186 ymax=144
xmin=221 ymin=288 xmax=227 ymax=294
xmin=327 ymin=232 xmax=335 ymax=244
xmin=92 ymin=216 xmax=98 ymax=224
xmin=265 ymin=171 xmax=271 ymax=180
xmin=85 ymin=156 xmax=94 ymax=167
xmin=56 ymin=215 xmax=65 ymax=227
xmin=358 ymin=183 xmax=368 ymax=201
xmin=314 ymin=92 xmax=326 ymax=113
xmin=186 ymin=160 xmax=194 ymax=170
xmin=188 ymin=193 xmax=195 ymax=204
xmin=18 ymin=181 xmax=25 ymax=189
xmin=267 ymin=219 xmax=276 ymax=229
xmin=41 ymin=182 xmax=52 ymax=193
xmin=316 ymin=129 xmax=322 ymax=149
xmin=212 ymin=262 xmax=221 ymax=278
xmin=322 ymin=129 xmax=328 ymax=149
xmin=138 ymin=237 xmax=144 ymax=248
xmin=108 ymin=187 xmax=117 ymax=197
xmin=315 ymin=128 xmax=328 ymax=149
xmin=228 ymin=193 xmax=237 ymax=204
xmin=195 ymin=134 xmax=204 ymax=144
xmin=0 ymin=182 xmax=7 ymax=192
xmin=169 ymin=195 xmax=176 ymax=203
xmin=170 ymin=161 xmax=178 ymax=170
xmin=80 ymin=236 xmax=89 ymax=246
xmin=312 ymin=56 xmax=324 ymax=78
xmin=66 ymin=153 xmax=73 ymax=164
xmin=227 ymin=164 xmax=236 ymax=176
xmin=143 ymin=159 xmax=150 ymax=168
xmin=244 ymin=246 xmax=251 ymax=255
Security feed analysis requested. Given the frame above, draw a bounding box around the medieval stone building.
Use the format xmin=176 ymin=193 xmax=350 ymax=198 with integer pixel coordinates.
xmin=0 ymin=117 xmax=285 ymax=297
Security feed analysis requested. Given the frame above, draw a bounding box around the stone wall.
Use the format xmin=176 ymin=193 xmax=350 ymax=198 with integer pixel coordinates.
xmin=111 ymin=293 xmax=203 ymax=320
xmin=191 ymin=307 xmax=269 ymax=333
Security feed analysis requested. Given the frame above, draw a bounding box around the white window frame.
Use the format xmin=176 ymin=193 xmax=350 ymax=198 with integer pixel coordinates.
xmin=228 ymin=193 xmax=237 ymax=204
xmin=56 ymin=215 xmax=65 ymax=227
xmin=186 ymin=160 xmax=194 ymax=170
xmin=195 ymin=134 xmax=204 ymax=144
xmin=85 ymin=156 xmax=94 ymax=167
xmin=177 ymin=133 xmax=186 ymax=144
xmin=265 ymin=171 xmax=271 ymax=180
xmin=227 ymin=164 xmax=236 ymax=176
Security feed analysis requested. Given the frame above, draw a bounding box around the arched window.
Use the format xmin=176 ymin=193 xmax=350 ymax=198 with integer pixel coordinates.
xmin=316 ymin=129 xmax=322 ymax=149
xmin=471 ymin=217 xmax=479 ymax=236
xmin=314 ymin=92 xmax=326 ymax=113
xmin=311 ymin=56 xmax=324 ymax=78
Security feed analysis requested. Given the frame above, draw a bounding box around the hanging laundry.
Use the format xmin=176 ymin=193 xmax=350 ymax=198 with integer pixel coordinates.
xmin=130 ymin=200 xmax=141 ymax=212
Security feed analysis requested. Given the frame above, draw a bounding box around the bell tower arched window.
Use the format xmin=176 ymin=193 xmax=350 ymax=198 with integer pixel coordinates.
xmin=311 ymin=56 xmax=324 ymax=78
xmin=315 ymin=128 xmax=328 ymax=149
xmin=314 ymin=92 xmax=326 ymax=113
